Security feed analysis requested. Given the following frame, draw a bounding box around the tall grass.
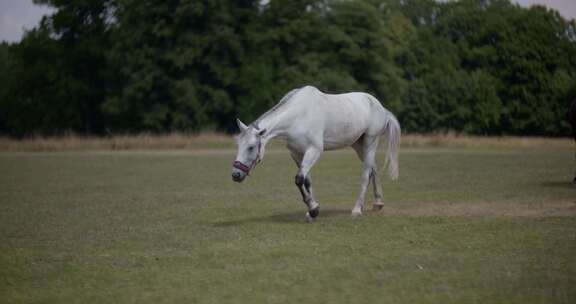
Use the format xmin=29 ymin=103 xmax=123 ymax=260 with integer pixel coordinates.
xmin=0 ymin=132 xmax=572 ymax=151
xmin=401 ymin=133 xmax=574 ymax=148
xmin=0 ymin=132 xmax=234 ymax=152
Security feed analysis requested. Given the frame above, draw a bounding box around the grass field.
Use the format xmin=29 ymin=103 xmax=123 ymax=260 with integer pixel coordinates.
xmin=1 ymin=145 xmax=575 ymax=303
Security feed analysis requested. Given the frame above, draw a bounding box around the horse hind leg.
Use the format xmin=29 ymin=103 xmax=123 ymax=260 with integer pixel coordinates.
xmin=351 ymin=136 xmax=380 ymax=217
xmin=371 ymin=168 xmax=385 ymax=211
xmin=352 ymin=138 xmax=384 ymax=212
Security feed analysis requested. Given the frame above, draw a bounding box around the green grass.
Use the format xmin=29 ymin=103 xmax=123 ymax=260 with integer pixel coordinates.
xmin=1 ymin=147 xmax=575 ymax=303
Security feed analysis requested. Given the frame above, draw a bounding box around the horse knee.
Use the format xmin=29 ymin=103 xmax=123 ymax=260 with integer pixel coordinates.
xmin=295 ymin=174 xmax=305 ymax=187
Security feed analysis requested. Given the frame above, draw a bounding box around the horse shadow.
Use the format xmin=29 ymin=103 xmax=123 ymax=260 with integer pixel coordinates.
xmin=540 ymin=181 xmax=576 ymax=189
xmin=212 ymin=209 xmax=350 ymax=227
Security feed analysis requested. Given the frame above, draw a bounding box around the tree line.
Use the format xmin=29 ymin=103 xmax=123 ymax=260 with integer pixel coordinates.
xmin=1 ymin=0 xmax=575 ymax=137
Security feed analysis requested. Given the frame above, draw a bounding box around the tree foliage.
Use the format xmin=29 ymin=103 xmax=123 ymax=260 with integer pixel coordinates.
xmin=1 ymin=0 xmax=575 ymax=136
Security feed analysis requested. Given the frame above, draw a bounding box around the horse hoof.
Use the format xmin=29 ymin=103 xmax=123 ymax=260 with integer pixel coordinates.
xmin=308 ymin=207 xmax=319 ymax=218
xmin=351 ymin=210 xmax=362 ymax=218
xmin=373 ymin=203 xmax=384 ymax=211
xmin=305 ymin=215 xmax=314 ymax=223
xmin=305 ymin=212 xmax=315 ymax=223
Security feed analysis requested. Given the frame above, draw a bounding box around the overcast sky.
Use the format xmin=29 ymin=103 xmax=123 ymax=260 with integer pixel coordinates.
xmin=1 ymin=0 xmax=575 ymax=43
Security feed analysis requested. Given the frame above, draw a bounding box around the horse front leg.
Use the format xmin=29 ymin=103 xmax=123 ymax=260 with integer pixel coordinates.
xmin=295 ymin=174 xmax=319 ymax=218
xmin=291 ymin=148 xmax=322 ymax=221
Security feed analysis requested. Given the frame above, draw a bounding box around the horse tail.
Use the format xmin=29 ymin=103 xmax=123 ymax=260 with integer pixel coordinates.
xmin=383 ymin=112 xmax=401 ymax=180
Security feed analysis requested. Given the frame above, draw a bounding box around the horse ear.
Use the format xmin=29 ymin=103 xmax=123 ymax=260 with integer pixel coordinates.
xmin=236 ymin=118 xmax=248 ymax=131
xmin=257 ymin=129 xmax=267 ymax=137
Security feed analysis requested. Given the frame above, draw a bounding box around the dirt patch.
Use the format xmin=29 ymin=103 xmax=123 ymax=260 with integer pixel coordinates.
xmin=377 ymin=201 xmax=576 ymax=217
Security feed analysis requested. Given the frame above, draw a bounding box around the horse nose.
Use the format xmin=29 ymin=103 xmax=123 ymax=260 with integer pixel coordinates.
xmin=232 ymin=171 xmax=241 ymax=180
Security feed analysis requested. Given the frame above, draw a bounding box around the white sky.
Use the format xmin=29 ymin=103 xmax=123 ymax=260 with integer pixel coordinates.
xmin=0 ymin=0 xmax=53 ymax=42
xmin=515 ymin=0 xmax=576 ymax=19
xmin=0 ymin=0 xmax=575 ymax=43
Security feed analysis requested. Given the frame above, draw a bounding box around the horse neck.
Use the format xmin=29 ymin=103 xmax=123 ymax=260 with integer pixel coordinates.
xmin=256 ymin=102 xmax=296 ymax=144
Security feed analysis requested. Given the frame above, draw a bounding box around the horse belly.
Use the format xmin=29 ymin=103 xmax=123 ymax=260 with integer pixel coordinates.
xmin=323 ymin=131 xmax=363 ymax=150
xmin=322 ymin=106 xmax=371 ymax=150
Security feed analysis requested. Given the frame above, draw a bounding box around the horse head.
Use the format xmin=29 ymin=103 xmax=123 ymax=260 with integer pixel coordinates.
xmin=231 ymin=118 xmax=266 ymax=182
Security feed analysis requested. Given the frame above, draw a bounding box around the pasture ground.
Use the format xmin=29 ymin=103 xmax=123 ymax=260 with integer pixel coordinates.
xmin=1 ymin=145 xmax=575 ymax=303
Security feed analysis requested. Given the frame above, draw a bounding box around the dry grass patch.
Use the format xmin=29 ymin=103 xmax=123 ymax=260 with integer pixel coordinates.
xmin=401 ymin=133 xmax=573 ymax=148
xmin=0 ymin=132 xmax=573 ymax=151
xmin=0 ymin=132 xmax=234 ymax=151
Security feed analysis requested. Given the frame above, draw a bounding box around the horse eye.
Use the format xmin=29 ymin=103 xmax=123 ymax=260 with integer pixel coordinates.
xmin=248 ymin=146 xmax=254 ymax=152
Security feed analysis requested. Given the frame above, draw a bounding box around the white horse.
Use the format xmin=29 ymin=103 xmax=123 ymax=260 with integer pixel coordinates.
xmin=232 ymin=86 xmax=400 ymax=220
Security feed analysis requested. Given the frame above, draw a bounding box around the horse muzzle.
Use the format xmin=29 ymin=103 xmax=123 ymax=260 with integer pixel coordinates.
xmin=232 ymin=160 xmax=252 ymax=182
xmin=231 ymin=161 xmax=248 ymax=182
xmin=231 ymin=170 xmax=246 ymax=182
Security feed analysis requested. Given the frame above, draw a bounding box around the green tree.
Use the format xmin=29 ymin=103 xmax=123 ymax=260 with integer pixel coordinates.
xmin=399 ymin=0 xmax=576 ymax=135
xmin=104 ymin=0 xmax=259 ymax=133
xmin=2 ymin=27 xmax=83 ymax=136
xmin=0 ymin=42 xmax=15 ymax=134
xmin=2 ymin=0 xmax=575 ymax=137
xmin=237 ymin=0 xmax=404 ymax=123
xmin=36 ymin=0 xmax=115 ymax=134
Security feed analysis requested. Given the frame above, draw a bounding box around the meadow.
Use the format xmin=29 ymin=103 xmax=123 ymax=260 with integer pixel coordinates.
xmin=0 ymin=140 xmax=575 ymax=303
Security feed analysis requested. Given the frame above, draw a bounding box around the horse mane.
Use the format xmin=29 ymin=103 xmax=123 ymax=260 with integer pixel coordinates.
xmin=253 ymin=88 xmax=300 ymax=129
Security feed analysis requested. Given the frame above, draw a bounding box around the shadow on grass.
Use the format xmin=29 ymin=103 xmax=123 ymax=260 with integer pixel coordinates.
xmin=212 ymin=209 xmax=350 ymax=227
xmin=540 ymin=181 xmax=576 ymax=189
